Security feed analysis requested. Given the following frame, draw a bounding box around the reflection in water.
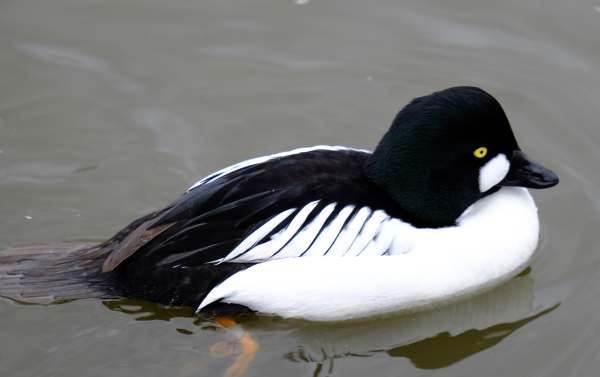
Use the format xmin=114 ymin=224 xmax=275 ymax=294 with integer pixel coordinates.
xmin=102 ymin=298 xmax=195 ymax=321
xmin=103 ymin=275 xmax=559 ymax=375
xmin=386 ymin=305 xmax=558 ymax=369
xmin=103 ymin=298 xmax=256 ymax=326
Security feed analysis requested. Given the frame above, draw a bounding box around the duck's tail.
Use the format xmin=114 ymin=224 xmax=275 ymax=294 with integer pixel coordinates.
xmin=0 ymin=243 xmax=119 ymax=304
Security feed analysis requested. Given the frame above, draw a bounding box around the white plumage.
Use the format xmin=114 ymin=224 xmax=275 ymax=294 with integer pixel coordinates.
xmin=214 ymin=203 xmax=405 ymax=263
xmin=479 ymin=153 xmax=510 ymax=192
xmin=302 ymin=205 xmax=355 ymax=257
xmin=198 ymin=187 xmax=539 ymax=321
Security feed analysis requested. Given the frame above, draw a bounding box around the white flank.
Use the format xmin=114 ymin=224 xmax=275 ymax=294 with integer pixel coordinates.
xmin=479 ymin=153 xmax=510 ymax=192
xmin=188 ymin=145 xmax=370 ymax=191
xmin=198 ymin=187 xmax=540 ymax=321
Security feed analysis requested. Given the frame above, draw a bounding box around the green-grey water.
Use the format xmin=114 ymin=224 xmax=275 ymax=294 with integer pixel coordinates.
xmin=1 ymin=0 xmax=600 ymax=376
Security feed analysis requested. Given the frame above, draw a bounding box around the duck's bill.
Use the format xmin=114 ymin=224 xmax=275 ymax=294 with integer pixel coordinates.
xmin=500 ymin=150 xmax=559 ymax=189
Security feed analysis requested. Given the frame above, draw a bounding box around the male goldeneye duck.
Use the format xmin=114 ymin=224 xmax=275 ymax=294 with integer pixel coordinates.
xmin=0 ymin=86 xmax=558 ymax=321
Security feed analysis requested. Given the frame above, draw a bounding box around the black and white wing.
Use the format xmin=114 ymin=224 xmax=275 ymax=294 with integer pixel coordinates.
xmin=102 ymin=146 xmax=410 ymax=272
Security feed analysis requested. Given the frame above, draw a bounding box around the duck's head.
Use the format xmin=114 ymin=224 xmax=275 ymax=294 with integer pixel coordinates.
xmin=365 ymin=86 xmax=558 ymax=228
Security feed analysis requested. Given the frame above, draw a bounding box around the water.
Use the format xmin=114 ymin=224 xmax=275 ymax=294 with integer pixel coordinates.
xmin=1 ymin=0 xmax=600 ymax=376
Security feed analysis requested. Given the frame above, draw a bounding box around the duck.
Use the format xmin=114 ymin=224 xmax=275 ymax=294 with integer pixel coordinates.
xmin=0 ymin=86 xmax=558 ymax=322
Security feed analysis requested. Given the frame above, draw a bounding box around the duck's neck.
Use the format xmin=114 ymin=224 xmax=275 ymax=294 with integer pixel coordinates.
xmin=364 ymin=168 xmax=476 ymax=229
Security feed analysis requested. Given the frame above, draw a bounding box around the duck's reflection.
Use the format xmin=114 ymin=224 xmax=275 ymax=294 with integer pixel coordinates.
xmin=271 ymin=275 xmax=558 ymax=370
xmin=103 ymin=274 xmax=559 ymax=374
xmin=102 ymin=299 xmax=195 ymax=321
xmin=385 ymin=305 xmax=556 ymax=369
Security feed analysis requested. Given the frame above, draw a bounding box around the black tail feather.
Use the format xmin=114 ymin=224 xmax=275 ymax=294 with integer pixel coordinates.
xmin=0 ymin=243 xmax=119 ymax=304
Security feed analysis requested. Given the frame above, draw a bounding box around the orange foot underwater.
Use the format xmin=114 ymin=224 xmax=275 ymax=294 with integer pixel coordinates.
xmin=210 ymin=316 xmax=260 ymax=377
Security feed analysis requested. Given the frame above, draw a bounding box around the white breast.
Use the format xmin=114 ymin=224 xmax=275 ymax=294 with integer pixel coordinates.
xmin=198 ymin=187 xmax=540 ymax=321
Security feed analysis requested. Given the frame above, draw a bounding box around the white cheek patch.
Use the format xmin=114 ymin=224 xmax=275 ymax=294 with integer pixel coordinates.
xmin=479 ymin=154 xmax=510 ymax=192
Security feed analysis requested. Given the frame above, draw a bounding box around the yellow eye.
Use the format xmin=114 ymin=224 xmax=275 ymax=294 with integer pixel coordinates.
xmin=473 ymin=147 xmax=488 ymax=158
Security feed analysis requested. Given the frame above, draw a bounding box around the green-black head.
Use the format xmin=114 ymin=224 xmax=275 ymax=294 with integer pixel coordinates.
xmin=365 ymin=86 xmax=558 ymax=228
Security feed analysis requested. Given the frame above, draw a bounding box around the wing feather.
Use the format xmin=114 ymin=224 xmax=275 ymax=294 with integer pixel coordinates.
xmin=303 ymin=204 xmax=355 ymax=257
xmin=102 ymin=147 xmax=411 ymax=273
xmin=275 ymin=202 xmax=337 ymax=259
xmin=327 ymin=207 xmax=372 ymax=256
xmin=221 ymin=204 xmax=403 ymax=263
